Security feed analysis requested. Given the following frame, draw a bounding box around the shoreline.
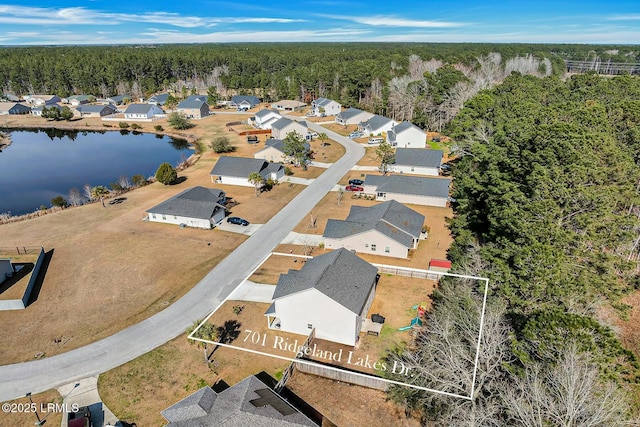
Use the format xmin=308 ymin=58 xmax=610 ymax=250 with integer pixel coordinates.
xmin=0 ymin=131 xmax=11 ymax=150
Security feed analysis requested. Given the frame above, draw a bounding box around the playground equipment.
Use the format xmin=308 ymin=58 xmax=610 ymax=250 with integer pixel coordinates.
xmin=398 ymin=303 xmax=427 ymax=331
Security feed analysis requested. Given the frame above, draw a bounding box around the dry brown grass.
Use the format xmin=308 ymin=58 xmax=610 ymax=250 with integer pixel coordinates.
xmin=322 ymin=122 xmax=357 ymax=136
xmin=0 ymin=115 xmax=309 ymax=365
xmin=0 ymin=389 xmax=63 ymax=427
xmin=248 ymin=253 xmax=307 ymax=285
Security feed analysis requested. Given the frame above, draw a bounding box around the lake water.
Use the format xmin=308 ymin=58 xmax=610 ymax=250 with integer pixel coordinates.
xmin=0 ymin=128 xmax=192 ymax=215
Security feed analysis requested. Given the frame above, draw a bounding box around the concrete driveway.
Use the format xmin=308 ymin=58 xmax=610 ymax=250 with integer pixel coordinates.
xmin=0 ymin=116 xmax=364 ymax=402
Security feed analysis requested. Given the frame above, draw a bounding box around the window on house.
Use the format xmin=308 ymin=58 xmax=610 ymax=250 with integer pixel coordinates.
xmin=307 ymin=324 xmax=313 ymax=329
xmin=411 ymin=167 xmax=415 ymax=172
xmin=371 ymin=244 xmax=377 ymax=251
xmin=151 ymin=214 xmax=156 ymax=219
xmin=174 ymin=216 xmax=178 ymax=220
xmin=162 ymin=215 xmax=166 ymax=220
xmin=364 ymin=243 xmax=369 ymax=248
xmin=385 ymin=246 xmax=390 ymax=253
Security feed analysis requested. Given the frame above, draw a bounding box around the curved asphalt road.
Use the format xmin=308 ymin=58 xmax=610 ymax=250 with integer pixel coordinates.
xmin=0 ymin=120 xmax=363 ymax=402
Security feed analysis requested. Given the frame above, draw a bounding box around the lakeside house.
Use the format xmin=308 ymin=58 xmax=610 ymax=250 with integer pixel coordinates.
xmin=0 ymin=102 xmax=31 ymax=115
xmin=177 ymin=96 xmax=209 ymax=119
xmin=25 ymin=94 xmax=61 ymax=106
xmin=146 ymin=186 xmax=227 ymax=229
xmin=123 ymin=103 xmax=165 ymax=120
xmin=323 ymin=200 xmax=425 ymax=259
xmin=266 ymin=248 xmax=379 ymax=346
xmin=210 ymin=156 xmax=285 ymax=187
xmin=254 ymin=138 xmax=310 ymax=163
xmin=31 ymin=104 xmax=62 ymax=117
xmin=76 ymin=104 xmax=117 ymax=118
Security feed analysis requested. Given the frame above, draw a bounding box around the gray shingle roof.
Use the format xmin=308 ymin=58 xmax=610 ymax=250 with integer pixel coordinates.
xmin=162 ymin=376 xmax=316 ymax=427
xmin=336 ymin=107 xmax=364 ymax=121
xmin=270 ymin=117 xmax=294 ymax=130
xmin=361 ymin=115 xmax=394 ymax=132
xmin=148 ymin=93 xmax=169 ymax=104
xmin=231 ymin=95 xmax=260 ymax=107
xmin=262 ymin=138 xmax=310 ymax=153
xmin=324 ymin=200 xmax=424 ymax=248
xmin=146 ymin=186 xmax=226 ymax=219
xmin=210 ymin=156 xmax=283 ymax=179
xmin=162 ymin=387 xmax=217 ymax=423
xmin=312 ymin=97 xmax=338 ymax=108
xmin=124 ymin=104 xmax=156 ymax=114
xmin=76 ymin=104 xmax=116 ymax=114
xmin=273 ymin=248 xmax=378 ymax=315
xmin=106 ymin=95 xmax=130 ymax=104
xmin=393 ymin=121 xmax=424 ymax=135
xmin=178 ymin=99 xmax=208 ymax=109
xmin=394 ymin=148 xmax=443 ymax=168
xmin=365 ymin=175 xmax=451 ymax=198
xmin=255 ymin=109 xmax=280 ymax=120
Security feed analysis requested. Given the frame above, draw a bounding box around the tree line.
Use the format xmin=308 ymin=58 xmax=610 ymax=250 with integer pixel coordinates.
xmin=384 ymin=72 xmax=640 ymax=425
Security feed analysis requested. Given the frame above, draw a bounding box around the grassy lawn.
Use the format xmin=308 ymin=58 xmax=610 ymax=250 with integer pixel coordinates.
xmin=0 ymin=389 xmax=63 ymax=427
xmin=248 ymin=253 xmax=307 ymax=285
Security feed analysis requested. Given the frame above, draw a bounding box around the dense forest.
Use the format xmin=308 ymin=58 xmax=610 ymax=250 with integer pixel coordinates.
xmin=385 ymin=72 xmax=640 ymax=425
xmin=1 ymin=43 xmax=638 ymax=131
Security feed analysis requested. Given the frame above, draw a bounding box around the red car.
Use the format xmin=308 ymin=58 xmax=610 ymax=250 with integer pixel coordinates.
xmin=345 ymin=185 xmax=364 ymax=192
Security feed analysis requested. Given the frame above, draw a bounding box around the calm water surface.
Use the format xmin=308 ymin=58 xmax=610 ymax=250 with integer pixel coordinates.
xmin=0 ymin=128 xmax=192 ymax=215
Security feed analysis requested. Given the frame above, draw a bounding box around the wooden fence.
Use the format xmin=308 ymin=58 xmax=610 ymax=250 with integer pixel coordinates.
xmin=294 ymin=360 xmax=389 ymax=391
xmin=373 ymin=263 xmax=441 ymax=280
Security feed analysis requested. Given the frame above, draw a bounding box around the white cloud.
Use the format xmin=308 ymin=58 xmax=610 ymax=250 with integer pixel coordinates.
xmin=319 ymin=14 xmax=466 ymax=28
xmin=606 ymin=14 xmax=640 ymax=21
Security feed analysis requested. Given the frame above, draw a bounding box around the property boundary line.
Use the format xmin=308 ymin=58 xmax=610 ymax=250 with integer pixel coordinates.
xmin=188 ymin=251 xmax=490 ymax=401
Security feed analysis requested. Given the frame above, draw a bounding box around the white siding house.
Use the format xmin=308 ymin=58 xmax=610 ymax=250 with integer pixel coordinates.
xmin=266 ymin=248 xmax=378 ymax=346
xmin=253 ymin=109 xmax=282 ymax=130
xmin=390 ymin=148 xmax=443 ymax=176
xmin=323 ymin=200 xmax=425 ymax=259
xmin=254 ymin=138 xmax=310 ymax=163
xmin=387 ymin=121 xmax=427 ymax=148
xmin=146 ymin=186 xmax=227 ymax=229
xmin=270 ymin=117 xmax=308 ymax=140
xmin=335 ymin=108 xmax=374 ymax=125
xmin=363 ymin=175 xmax=451 ymax=207
xmin=359 ymin=115 xmax=398 ymax=137
xmin=210 ymin=156 xmax=285 ymax=187
xmin=311 ymin=98 xmax=341 ymax=116
xmin=123 ymin=104 xmax=164 ymax=120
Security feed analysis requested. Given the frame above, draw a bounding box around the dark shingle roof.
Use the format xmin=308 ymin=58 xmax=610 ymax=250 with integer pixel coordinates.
xmin=148 ymin=93 xmax=169 ymax=104
xmin=365 ymin=175 xmax=450 ymax=198
xmin=270 ymin=117 xmax=294 ymax=130
xmin=312 ymin=97 xmax=338 ymax=108
xmin=146 ymin=186 xmax=225 ymax=219
xmin=273 ymin=248 xmax=378 ymax=315
xmin=336 ymin=107 xmax=364 ymax=121
xmin=106 ymin=95 xmax=130 ymax=104
xmin=210 ymin=156 xmax=283 ymax=179
xmin=162 ymin=376 xmax=316 ymax=427
xmin=361 ymin=114 xmax=394 ymax=131
xmin=76 ymin=104 xmax=117 ymax=114
xmin=323 ymin=200 xmax=424 ymax=248
xmin=394 ymin=148 xmax=443 ymax=168
xmin=124 ymin=104 xmax=157 ymax=114
xmin=393 ymin=121 xmax=424 ymax=135
xmin=231 ymin=95 xmax=260 ymax=107
xmin=255 ymin=109 xmax=280 ymax=120
xmin=178 ymin=99 xmax=208 ymax=109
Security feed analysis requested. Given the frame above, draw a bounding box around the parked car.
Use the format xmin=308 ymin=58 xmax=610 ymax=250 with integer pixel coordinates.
xmin=349 ymin=131 xmax=362 ymax=139
xmin=348 ymin=179 xmax=364 ymax=186
xmin=345 ymin=185 xmax=364 ymax=192
xmin=368 ymin=137 xmax=384 ymax=145
xmin=227 ymin=216 xmax=249 ymax=226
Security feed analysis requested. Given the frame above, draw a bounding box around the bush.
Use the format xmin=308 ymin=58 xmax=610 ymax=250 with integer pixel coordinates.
xmin=155 ymin=162 xmax=177 ymax=185
xmin=167 ymin=112 xmax=194 ymax=130
xmin=118 ymin=122 xmax=130 ymax=129
xmin=51 ymin=196 xmax=67 ymax=207
xmin=284 ymin=166 xmax=293 ymax=176
xmin=131 ymin=123 xmax=142 ymax=130
xmin=154 ymin=125 xmax=164 ymax=131
xmin=132 ymin=174 xmax=147 ymax=187
xmin=210 ymin=136 xmax=235 ymax=153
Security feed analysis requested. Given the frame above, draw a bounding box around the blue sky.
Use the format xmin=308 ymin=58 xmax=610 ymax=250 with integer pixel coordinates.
xmin=0 ymin=1 xmax=639 ymax=45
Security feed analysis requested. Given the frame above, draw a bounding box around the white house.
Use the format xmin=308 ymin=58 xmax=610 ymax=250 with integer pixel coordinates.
xmin=31 ymin=104 xmax=62 ymax=116
xmin=254 ymin=138 xmax=310 ymax=163
xmin=358 ymin=115 xmax=398 ymax=137
xmin=210 ymin=156 xmax=285 ymax=187
xmin=387 ymin=121 xmax=427 ymax=148
xmin=335 ymin=108 xmax=374 ymax=125
xmin=390 ymin=148 xmax=443 ymax=176
xmin=123 ymin=104 xmax=165 ymax=120
xmin=270 ymin=117 xmax=308 ymax=140
xmin=25 ymin=94 xmax=61 ymax=106
xmin=146 ymin=186 xmax=227 ymax=229
xmin=265 ymin=248 xmax=379 ymax=346
xmin=363 ymin=175 xmax=451 ymax=207
xmin=230 ymin=95 xmax=260 ymax=110
xmin=324 ymin=200 xmax=425 ymax=259
xmin=253 ymin=109 xmax=282 ymax=130
xmin=270 ymin=100 xmax=306 ymax=112
xmin=311 ymin=97 xmax=341 ymax=116
xmin=64 ymin=95 xmax=93 ymax=106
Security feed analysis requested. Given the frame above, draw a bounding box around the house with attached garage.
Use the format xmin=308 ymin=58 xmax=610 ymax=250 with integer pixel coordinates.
xmin=124 ymin=103 xmax=165 ymax=120
xmin=387 ymin=121 xmax=427 ymax=148
xmin=230 ymin=95 xmax=261 ymax=110
xmin=270 ymin=117 xmax=308 ymax=140
xmin=147 ymin=93 xmax=170 ymax=106
xmin=266 ymin=248 xmax=379 ymax=346
xmin=271 ymin=99 xmax=306 ymax=112
xmin=390 ymin=148 xmax=443 ymax=176
xmin=0 ymin=102 xmax=31 ymax=115
xmin=161 ymin=375 xmax=319 ymax=426
xmin=254 ymin=138 xmax=310 ymax=163
xmin=76 ymin=104 xmax=117 ymax=118
xmin=31 ymin=104 xmax=62 ymax=117
xmin=311 ymin=97 xmax=341 ymax=116
xmin=210 ymin=156 xmax=284 ymax=187
xmin=146 ymin=186 xmax=227 ymax=229
xmin=177 ymin=96 xmax=210 ymax=119
xmin=323 ymin=200 xmax=425 ymax=259
xmin=335 ymin=107 xmax=374 ymax=126
xmin=363 ymin=174 xmax=451 ymax=207
xmin=253 ymin=109 xmax=282 ymax=130
xmin=105 ymin=95 xmax=131 ymax=106
xmin=63 ymin=95 xmax=94 ymax=106
xmin=25 ymin=94 xmax=61 ymax=106
xmin=358 ymin=115 xmax=398 ymax=137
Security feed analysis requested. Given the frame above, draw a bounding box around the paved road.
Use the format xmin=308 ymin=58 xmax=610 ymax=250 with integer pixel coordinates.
xmin=0 ymin=120 xmax=364 ymax=402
